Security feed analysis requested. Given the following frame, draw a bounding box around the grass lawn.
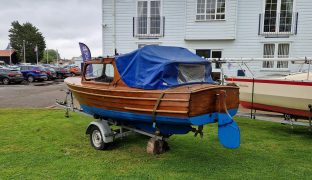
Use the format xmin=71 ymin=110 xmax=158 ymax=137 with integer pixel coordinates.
xmin=0 ymin=109 xmax=311 ymax=179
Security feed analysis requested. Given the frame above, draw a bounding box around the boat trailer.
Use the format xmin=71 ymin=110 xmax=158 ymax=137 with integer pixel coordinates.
xmin=56 ymin=90 xmax=170 ymax=154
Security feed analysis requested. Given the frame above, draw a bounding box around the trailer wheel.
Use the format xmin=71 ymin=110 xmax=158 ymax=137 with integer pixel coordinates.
xmin=90 ymin=126 xmax=109 ymax=150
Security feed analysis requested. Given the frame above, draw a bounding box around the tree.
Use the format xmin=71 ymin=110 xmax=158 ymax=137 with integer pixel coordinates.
xmin=41 ymin=49 xmax=60 ymax=64
xmin=8 ymin=21 xmax=46 ymax=64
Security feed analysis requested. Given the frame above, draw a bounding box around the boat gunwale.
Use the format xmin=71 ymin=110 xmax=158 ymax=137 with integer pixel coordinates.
xmin=227 ymin=77 xmax=312 ymax=86
xmin=70 ymin=88 xmax=190 ymax=102
xmin=67 ymin=79 xmax=238 ymax=94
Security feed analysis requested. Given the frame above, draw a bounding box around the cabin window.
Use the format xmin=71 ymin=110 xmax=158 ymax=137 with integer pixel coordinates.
xmin=262 ymin=43 xmax=289 ymax=69
xmin=85 ymin=64 xmax=114 ymax=83
xmin=178 ymin=64 xmax=206 ymax=84
xmin=196 ymin=0 xmax=225 ymax=21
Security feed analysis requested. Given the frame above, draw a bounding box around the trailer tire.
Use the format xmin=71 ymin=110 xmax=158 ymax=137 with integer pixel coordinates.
xmin=90 ymin=126 xmax=109 ymax=150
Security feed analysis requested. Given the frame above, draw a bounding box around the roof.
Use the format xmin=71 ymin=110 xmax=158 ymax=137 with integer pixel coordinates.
xmin=0 ymin=50 xmax=16 ymax=57
xmin=115 ymin=45 xmax=213 ymax=90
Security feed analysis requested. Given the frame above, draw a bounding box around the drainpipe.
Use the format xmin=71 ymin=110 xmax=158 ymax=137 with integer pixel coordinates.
xmin=307 ymin=57 xmax=311 ymax=81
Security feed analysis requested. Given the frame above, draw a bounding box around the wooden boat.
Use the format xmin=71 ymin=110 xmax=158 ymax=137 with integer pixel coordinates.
xmin=227 ymin=72 xmax=312 ymax=119
xmin=65 ymin=46 xmax=240 ymax=148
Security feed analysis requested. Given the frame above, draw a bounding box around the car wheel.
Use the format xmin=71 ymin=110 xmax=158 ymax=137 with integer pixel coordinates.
xmin=90 ymin=126 xmax=109 ymax=150
xmin=27 ymin=76 xmax=34 ymax=83
xmin=2 ymin=78 xmax=9 ymax=85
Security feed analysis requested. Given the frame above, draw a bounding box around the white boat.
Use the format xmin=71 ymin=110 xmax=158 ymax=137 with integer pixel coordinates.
xmin=227 ymin=72 xmax=312 ymax=118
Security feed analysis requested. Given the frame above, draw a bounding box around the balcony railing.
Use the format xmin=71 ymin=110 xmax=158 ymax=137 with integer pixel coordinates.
xmin=133 ymin=16 xmax=165 ymax=38
xmin=258 ymin=12 xmax=298 ymax=37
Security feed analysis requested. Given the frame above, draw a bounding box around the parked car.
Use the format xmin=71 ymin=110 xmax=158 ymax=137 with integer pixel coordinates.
xmin=42 ymin=66 xmax=57 ymax=80
xmin=53 ymin=66 xmax=71 ymax=79
xmin=19 ymin=65 xmax=48 ymax=82
xmin=7 ymin=65 xmax=20 ymax=71
xmin=0 ymin=68 xmax=24 ymax=85
xmin=63 ymin=65 xmax=81 ymax=76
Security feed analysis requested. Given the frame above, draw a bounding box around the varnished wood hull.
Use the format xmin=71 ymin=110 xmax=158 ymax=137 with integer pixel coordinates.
xmin=65 ymin=77 xmax=239 ymax=129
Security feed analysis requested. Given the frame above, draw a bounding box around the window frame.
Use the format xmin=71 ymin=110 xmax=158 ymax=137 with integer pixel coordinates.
xmin=262 ymin=0 xmax=296 ymax=34
xmin=83 ymin=63 xmax=115 ymax=84
xmin=195 ymin=0 xmax=226 ymax=21
xmin=136 ymin=0 xmax=162 ymax=36
xmin=211 ymin=49 xmax=223 ymax=69
xmin=261 ymin=42 xmax=291 ymax=70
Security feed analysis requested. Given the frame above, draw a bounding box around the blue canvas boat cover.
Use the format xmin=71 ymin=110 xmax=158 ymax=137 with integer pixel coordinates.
xmin=115 ymin=45 xmax=213 ymax=90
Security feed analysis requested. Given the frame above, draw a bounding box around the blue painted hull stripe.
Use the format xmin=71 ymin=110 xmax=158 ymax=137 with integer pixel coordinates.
xmin=81 ymin=105 xmax=238 ymax=126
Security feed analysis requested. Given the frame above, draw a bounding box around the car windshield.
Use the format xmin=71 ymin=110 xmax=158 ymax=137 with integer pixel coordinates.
xmin=33 ymin=66 xmax=45 ymax=71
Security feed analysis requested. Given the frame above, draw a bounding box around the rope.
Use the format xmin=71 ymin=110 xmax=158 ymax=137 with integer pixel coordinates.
xmin=152 ymin=91 xmax=165 ymax=132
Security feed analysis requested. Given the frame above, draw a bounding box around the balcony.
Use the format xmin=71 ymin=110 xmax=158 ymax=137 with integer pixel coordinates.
xmin=133 ymin=16 xmax=165 ymax=38
xmin=258 ymin=12 xmax=298 ymax=37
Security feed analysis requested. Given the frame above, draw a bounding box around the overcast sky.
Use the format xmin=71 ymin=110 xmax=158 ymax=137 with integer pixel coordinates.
xmin=0 ymin=0 xmax=102 ymax=59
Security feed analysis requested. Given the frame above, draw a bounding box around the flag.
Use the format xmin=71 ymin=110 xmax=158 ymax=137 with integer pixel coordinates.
xmin=79 ymin=42 xmax=92 ymax=61
xmin=79 ymin=42 xmax=93 ymax=75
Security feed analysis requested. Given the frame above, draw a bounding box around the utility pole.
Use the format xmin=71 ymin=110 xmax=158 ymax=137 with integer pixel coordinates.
xmin=35 ymin=45 xmax=39 ymax=65
xmin=23 ymin=40 xmax=26 ymax=63
xmin=46 ymin=49 xmax=49 ymax=64
xmin=56 ymin=49 xmax=59 ymax=65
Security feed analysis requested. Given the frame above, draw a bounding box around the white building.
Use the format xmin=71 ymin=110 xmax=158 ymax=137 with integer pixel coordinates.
xmin=72 ymin=56 xmax=83 ymax=67
xmin=102 ymin=0 xmax=312 ymax=76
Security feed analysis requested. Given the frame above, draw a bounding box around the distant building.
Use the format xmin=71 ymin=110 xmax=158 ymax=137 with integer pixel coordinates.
xmin=72 ymin=56 xmax=83 ymax=67
xmin=0 ymin=50 xmax=18 ymax=64
xmin=102 ymin=0 xmax=312 ymax=76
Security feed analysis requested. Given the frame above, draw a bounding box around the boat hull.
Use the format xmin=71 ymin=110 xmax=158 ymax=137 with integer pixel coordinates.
xmin=65 ymin=77 xmax=239 ymax=135
xmin=228 ymin=77 xmax=312 ymax=118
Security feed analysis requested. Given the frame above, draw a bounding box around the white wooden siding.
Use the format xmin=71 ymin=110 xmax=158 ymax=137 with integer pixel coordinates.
xmin=185 ymin=0 xmax=238 ymax=40
xmin=102 ymin=0 xmax=312 ymax=77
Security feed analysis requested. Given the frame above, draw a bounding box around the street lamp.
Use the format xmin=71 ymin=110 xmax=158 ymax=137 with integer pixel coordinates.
xmin=9 ymin=43 xmax=12 ymax=65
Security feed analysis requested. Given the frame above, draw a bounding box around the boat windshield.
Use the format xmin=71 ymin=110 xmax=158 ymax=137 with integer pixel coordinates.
xmin=178 ymin=64 xmax=206 ymax=84
xmin=85 ymin=64 xmax=114 ymax=83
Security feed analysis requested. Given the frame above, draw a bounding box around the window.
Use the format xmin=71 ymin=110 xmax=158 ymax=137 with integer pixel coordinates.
xmin=196 ymin=49 xmax=211 ymax=58
xmin=137 ymin=0 xmax=161 ymax=35
xmin=263 ymin=0 xmax=294 ymax=33
xmin=211 ymin=50 xmax=222 ymax=69
xmin=196 ymin=0 xmax=225 ymax=21
xmin=195 ymin=49 xmax=222 ymax=69
xmin=85 ymin=64 xmax=114 ymax=83
xmin=178 ymin=64 xmax=206 ymax=84
xmin=262 ymin=43 xmax=289 ymax=69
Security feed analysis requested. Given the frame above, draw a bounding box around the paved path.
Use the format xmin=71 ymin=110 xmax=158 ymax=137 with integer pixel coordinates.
xmin=0 ymin=81 xmax=67 ymax=108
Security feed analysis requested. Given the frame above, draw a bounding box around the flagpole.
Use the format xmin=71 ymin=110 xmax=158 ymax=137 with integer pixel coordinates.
xmin=23 ymin=40 xmax=26 ymax=63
